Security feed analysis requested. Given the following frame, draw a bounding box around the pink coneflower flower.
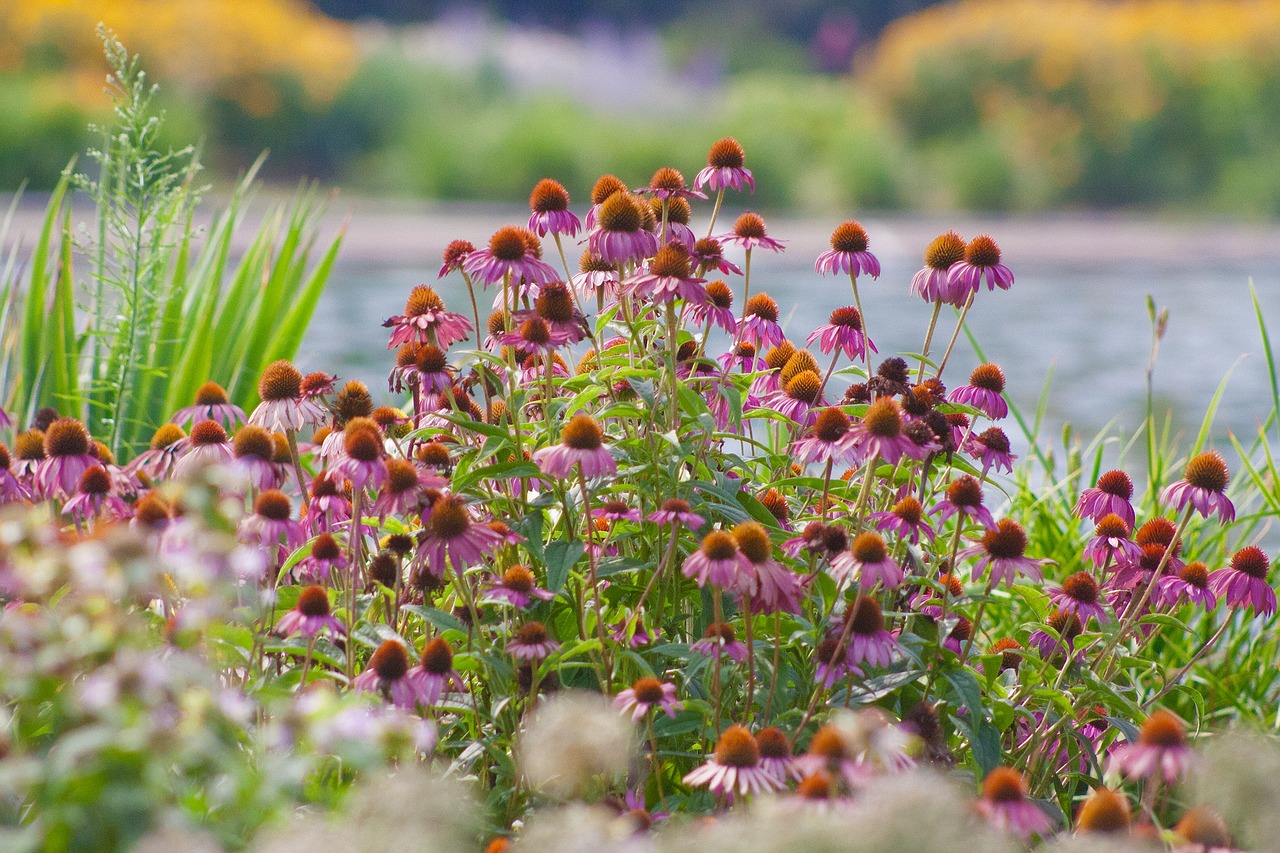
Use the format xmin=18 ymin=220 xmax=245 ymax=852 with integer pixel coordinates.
xmin=1048 ymin=572 xmax=1109 ymax=624
xmin=530 ymin=281 xmax=589 ymax=344
xmin=650 ymin=196 xmax=698 ymax=246
xmin=231 ymin=425 xmax=283 ymax=491
xmin=1108 ymin=710 xmax=1195 ymax=784
xmin=591 ymin=499 xmax=641 ymax=525
xmin=297 ymin=532 xmax=348 ymax=583
xmin=977 ymin=767 xmax=1053 ymax=840
xmin=694 ymin=137 xmax=755 ymax=194
xmin=303 ymin=470 xmax=351 ymax=534
xmin=1075 ymin=469 xmax=1136 ymax=528
xmin=807 ymin=306 xmax=877 ymax=361
xmin=328 ymin=419 xmax=387 ymax=494
xmin=1085 ymin=513 xmax=1143 ymax=569
xmin=965 ymin=426 xmax=1016 ymax=475
xmin=527 ymin=178 xmax=582 ymax=237
xmin=686 ymin=279 xmax=737 ymax=334
xmin=910 ymin=231 xmax=968 ymax=306
xmin=793 ymin=724 xmax=870 ymax=791
xmin=719 ymin=212 xmax=785 ymax=254
xmin=277 ymin=585 xmax=346 ymax=639
xmin=910 ymin=573 xmax=966 ymax=620
xmin=589 ymin=192 xmax=658 ymax=266
xmin=845 ymin=398 xmax=920 ymax=466
xmin=571 ymin=250 xmax=621 ymax=300
xmin=0 ymin=444 xmax=30 ymax=504
xmin=814 ymin=221 xmax=880 ymax=279
xmin=383 ymin=285 xmax=473 ymax=350
xmin=507 ymin=621 xmax=560 ymax=661
xmin=353 ymin=640 xmax=426 ymax=709
xmin=415 ymin=494 xmax=505 ymax=579
xmin=249 ymin=361 xmax=312 ymax=432
xmin=638 ymin=165 xmax=707 ymax=201
xmin=949 ymin=363 xmax=1009 ymax=420
xmin=11 ymin=429 xmax=44 ymax=483
xmin=867 ymin=496 xmax=936 ymax=545
xmin=683 ymin=530 xmax=747 ymax=590
xmin=1156 ymin=560 xmax=1217 ymax=609
xmin=465 ymin=225 xmax=560 ymax=288
xmin=1163 ymin=450 xmax=1235 ymax=522
xmin=436 ymin=239 xmax=474 ymax=279
xmin=947 ymin=234 xmax=1014 ymax=297
xmin=33 ymin=419 xmax=99 ymax=500
xmin=499 ymin=315 xmax=566 ymax=355
xmin=614 ymin=676 xmax=682 ymax=721
xmin=239 ymin=489 xmax=306 ymax=559
xmin=172 ymin=381 xmax=246 ymax=430
xmin=1075 ymin=787 xmax=1133 ymax=835
xmin=691 ymin=621 xmax=748 ymax=663
xmin=129 ymin=424 xmax=188 ymax=481
xmin=407 ymin=637 xmax=466 ymax=706
xmin=172 ymin=420 xmax=234 ymax=479
xmin=624 ymin=243 xmax=707 ymax=305
xmin=483 ymin=564 xmax=555 ymax=608
xmin=960 ymin=519 xmax=1045 ymax=587
xmin=831 ymin=531 xmax=903 ymax=590
xmin=814 ymin=628 xmax=861 ymax=688
xmin=1029 ymin=608 xmax=1084 ymax=662
xmin=691 ymin=237 xmax=742 ymax=277
xmin=683 ymin=725 xmax=783 ymax=799
xmin=755 ymin=727 xmax=801 ymax=782
xmin=1209 ymin=545 xmax=1275 ymax=617
xmin=792 ymin=407 xmax=858 ymax=466
xmin=845 ymin=596 xmax=901 ymax=668
xmin=764 ymin=369 xmax=826 ymax=429
xmin=734 ymin=521 xmax=803 ymax=615
xmin=372 ymin=459 xmax=429 ymax=517
xmin=61 ymin=465 xmax=129 ymax=523
xmin=533 ymin=414 xmax=617 ymax=480
xmin=931 ymin=475 xmax=997 ymax=530
xmin=735 ymin=293 xmax=786 ymax=349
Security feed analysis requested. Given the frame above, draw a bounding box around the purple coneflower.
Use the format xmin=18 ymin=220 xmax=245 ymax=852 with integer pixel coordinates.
xmin=814 ymin=629 xmax=861 ymax=688
xmin=172 ymin=420 xmax=234 ymax=479
xmin=465 ymin=225 xmax=560 ymax=288
xmin=591 ymin=499 xmax=641 ymax=525
xmin=682 ymin=530 xmax=746 ymax=590
xmin=638 ymin=165 xmax=706 ymax=201
xmin=172 ymin=380 xmax=246 ymax=430
xmin=686 ymin=279 xmax=736 ymax=334
xmin=735 ymin=521 xmax=803 ymax=615
xmin=690 ymin=621 xmax=748 ymax=663
xmin=436 ymin=238 xmax=474 ymax=279
xmin=624 ymin=243 xmax=707 ymax=305
xmin=965 ymin=426 xmax=1016 ymax=475
xmin=1156 ymin=560 xmax=1217 ymax=609
xmin=34 ymin=419 xmax=98 ymax=500
xmin=304 ymin=470 xmax=351 ymax=534
xmin=1029 ymin=608 xmax=1084 ymax=662
xmin=614 ymin=676 xmax=682 ymax=721
xmin=1085 ymin=513 xmax=1142 ymax=568
xmin=960 ymin=519 xmax=1044 ymax=587
xmin=1048 ymin=572 xmax=1109 ymax=624
xmin=298 ymin=532 xmax=348 ymax=583
xmin=651 ymin=196 xmax=697 ymax=246
xmin=0 ymin=444 xmax=30 ymax=504
xmin=277 ymin=585 xmax=346 ymax=638
xmin=931 ymin=475 xmax=997 ymax=530
xmin=231 ymin=425 xmax=283 ymax=491
xmin=1075 ymin=787 xmax=1132 ymax=835
xmin=588 ymin=192 xmax=658 ymax=266
xmin=764 ymin=369 xmax=826 ymax=429
xmin=814 ymin=220 xmax=880 ymax=279
xmin=328 ymin=419 xmax=387 ymax=494
xmin=846 ymin=398 xmax=920 ymax=466
xmin=738 ymin=293 xmax=786 ymax=348
xmin=793 ymin=724 xmax=869 ymax=791
xmin=845 ymin=597 xmax=901 ymax=668
xmin=691 ymin=237 xmax=742 ymax=277
xmin=507 ymin=621 xmax=560 ymax=661
xmin=947 ymin=234 xmax=1014 ymax=297
xmin=694 ymin=137 xmax=755 ymax=193
xmin=719 ymin=212 xmax=785 ymax=254
xmin=755 ymin=727 xmax=801 ymax=782
xmin=484 ymin=564 xmax=555 ymax=608
xmin=239 ymin=489 xmax=305 ymax=558
xmin=792 ymin=407 xmax=858 ymax=466
xmin=1208 ymin=545 xmax=1275 ymax=617
xmin=571 ymin=250 xmax=621 ymax=301
xmin=370 ymin=459 xmax=427 ymax=516
xmin=831 ymin=531 xmax=903 ymax=590
xmin=977 ymin=767 xmax=1053 ymax=840
xmin=807 ymin=306 xmax=876 ymax=361
xmin=527 ymin=178 xmax=582 ymax=237
xmin=1075 ymin=469 xmax=1136 ymax=528
xmin=648 ymin=497 xmax=705 ymax=531
xmin=530 ymin=281 xmax=589 ymax=344
xmin=250 ymin=361 xmax=311 ymax=432
xmin=949 ymin=363 xmax=1009 ymax=420
xmin=910 ymin=573 xmax=966 ymax=620
xmin=130 ymin=424 xmax=188 ymax=481
xmin=62 ymin=465 xmax=128 ymax=523
xmin=415 ymin=494 xmax=505 ymax=579
xmin=910 ymin=230 xmax=968 ymax=306
xmin=383 ymin=284 xmax=473 ymax=350
xmin=1163 ymin=450 xmax=1235 ymax=522
xmin=867 ymin=495 xmax=936 ymax=545
xmin=533 ymin=413 xmax=617 ymax=480
xmin=353 ymin=640 xmax=424 ymax=708
xmin=682 ymin=725 xmax=783 ymax=799
xmin=1108 ymin=710 xmax=1195 ymax=784
xmin=408 ymin=637 xmax=466 ymax=706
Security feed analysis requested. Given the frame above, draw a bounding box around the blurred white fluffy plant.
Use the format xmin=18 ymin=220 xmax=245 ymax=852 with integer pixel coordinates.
xmin=518 ymin=690 xmax=636 ymax=801
xmin=1195 ymin=727 xmax=1280 ymax=849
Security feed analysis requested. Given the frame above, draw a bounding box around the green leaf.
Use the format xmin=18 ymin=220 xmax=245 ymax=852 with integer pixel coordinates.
xmin=544 ymin=540 xmax=585 ymax=593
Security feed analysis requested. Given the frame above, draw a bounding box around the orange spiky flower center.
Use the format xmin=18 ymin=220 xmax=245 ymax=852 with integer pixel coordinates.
xmin=1183 ymin=450 xmax=1229 ymax=492
xmin=924 ymin=230 xmax=966 ymax=270
xmin=830 ymin=220 xmax=869 ymax=253
xmin=982 ymin=519 xmax=1027 ymax=559
xmin=258 ymin=361 xmax=302 ymax=402
xmin=44 ymin=419 xmax=90 ymax=458
xmin=297 ymin=585 xmax=332 ymax=617
xmin=530 ymin=178 xmax=570 ymax=213
xmin=597 ymin=193 xmax=643 ymax=233
xmin=632 ymin=676 xmax=666 ymax=705
xmin=982 ymin=767 xmax=1028 ymax=803
xmin=254 ymin=489 xmax=292 ymax=521
xmin=864 ymin=398 xmax=904 ymax=438
xmin=1231 ymin=545 xmax=1269 ymax=579
xmin=420 ymin=637 xmax=455 ymax=674
xmin=713 ymin=725 xmax=760 ymax=768
xmin=965 ymin=235 xmax=1002 ymax=267
xmin=733 ymin=212 xmax=766 ymax=240
xmin=707 ymin=137 xmax=746 ymax=170
xmin=733 ymin=521 xmax=772 ymax=564
xmin=561 ymin=413 xmax=605 ymax=450
xmin=194 ymin=380 xmax=231 ymax=406
xmin=427 ymin=495 xmax=471 ymax=539
xmin=969 ymin=363 xmax=1006 ymax=393
xmin=590 ymin=174 xmax=627 ymax=205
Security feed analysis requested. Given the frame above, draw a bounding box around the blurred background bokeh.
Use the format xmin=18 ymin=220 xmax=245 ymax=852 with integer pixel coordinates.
xmin=6 ymin=0 xmax=1280 ymax=214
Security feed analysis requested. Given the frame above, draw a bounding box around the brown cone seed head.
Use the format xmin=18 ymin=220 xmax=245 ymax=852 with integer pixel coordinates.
xmin=1094 ymin=514 xmax=1131 ymax=540
xmin=1135 ymin=517 xmax=1177 ymax=548
xmin=488 ymin=226 xmax=529 ymax=261
xmin=981 ymin=519 xmax=1028 ymax=559
xmin=713 ymin=725 xmax=761 ymax=768
xmin=530 ymin=178 xmax=570 ymax=213
xmin=1139 ymin=709 xmax=1186 ymax=748
xmin=515 ymin=621 xmax=549 ymax=645
xmin=78 ymin=465 xmax=111 ymax=495
xmin=150 ymin=423 xmax=187 ymax=450
xmin=982 ymin=766 xmax=1028 ymax=803
xmin=756 ymin=726 xmax=791 ymax=758
xmin=1180 ymin=561 xmax=1209 ymax=587
xmin=924 ymin=230 xmax=966 ymax=270
xmin=297 ymin=585 xmax=332 ymax=617
xmin=650 ymin=243 xmax=692 ymax=279
xmin=1183 ymin=450 xmax=1229 ymax=493
xmin=892 ymin=496 xmax=924 ymax=524
xmin=863 ymin=398 xmax=904 ymax=438
xmin=194 ymin=380 xmax=231 ymax=406
xmin=311 ymin=532 xmax=342 ymax=562
xmin=830 ymin=220 xmax=869 ymax=253
xmin=707 ymin=137 xmax=746 ymax=169
xmin=812 ymin=407 xmax=851 ymax=442
xmin=597 ymin=192 xmax=643 ymax=233
xmin=632 ymin=676 xmax=666 ymax=705
xmin=965 ymin=235 xmax=1002 ymax=267
xmin=427 ymin=495 xmax=471 ymax=539
xmin=441 ymin=239 xmax=475 ymax=269
xmin=701 ymin=530 xmax=739 ymax=561
xmin=258 ymin=361 xmax=302 ymax=402
xmin=733 ymin=521 xmax=773 ymax=564
xmin=16 ymin=430 xmax=45 ymax=460
xmin=1231 ymin=545 xmax=1270 ymax=580
xmin=848 ymin=595 xmax=885 ymax=636
xmin=561 ymin=413 xmax=605 ymax=450
xmin=969 ymin=363 xmax=1006 ymax=393
xmin=343 ymin=420 xmax=383 ymax=463
xmin=1062 ymin=572 xmax=1099 ymax=604
xmin=946 ymin=475 xmax=984 ymax=508
xmin=590 ymin=174 xmax=627 ymax=205
xmin=254 ymin=489 xmax=293 ymax=521
xmin=535 ymin=282 xmax=575 ymax=324
xmin=1076 ymin=787 xmax=1131 ymax=834
xmin=733 ymin=212 xmax=767 ymax=240
xmin=421 ymin=637 xmax=455 ymax=674
xmin=1097 ymin=469 xmax=1134 ymax=499
xmin=851 ymin=531 xmax=888 ymax=563
xmin=1174 ymin=805 xmax=1230 ymax=848
xmin=44 ymin=419 xmax=90 ymax=458
xmin=233 ymin=425 xmax=274 ymax=460
xmin=370 ymin=640 xmax=410 ymax=681
xmin=785 ymin=371 xmax=822 ymax=404
xmin=829 ymin=306 xmax=863 ymax=330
